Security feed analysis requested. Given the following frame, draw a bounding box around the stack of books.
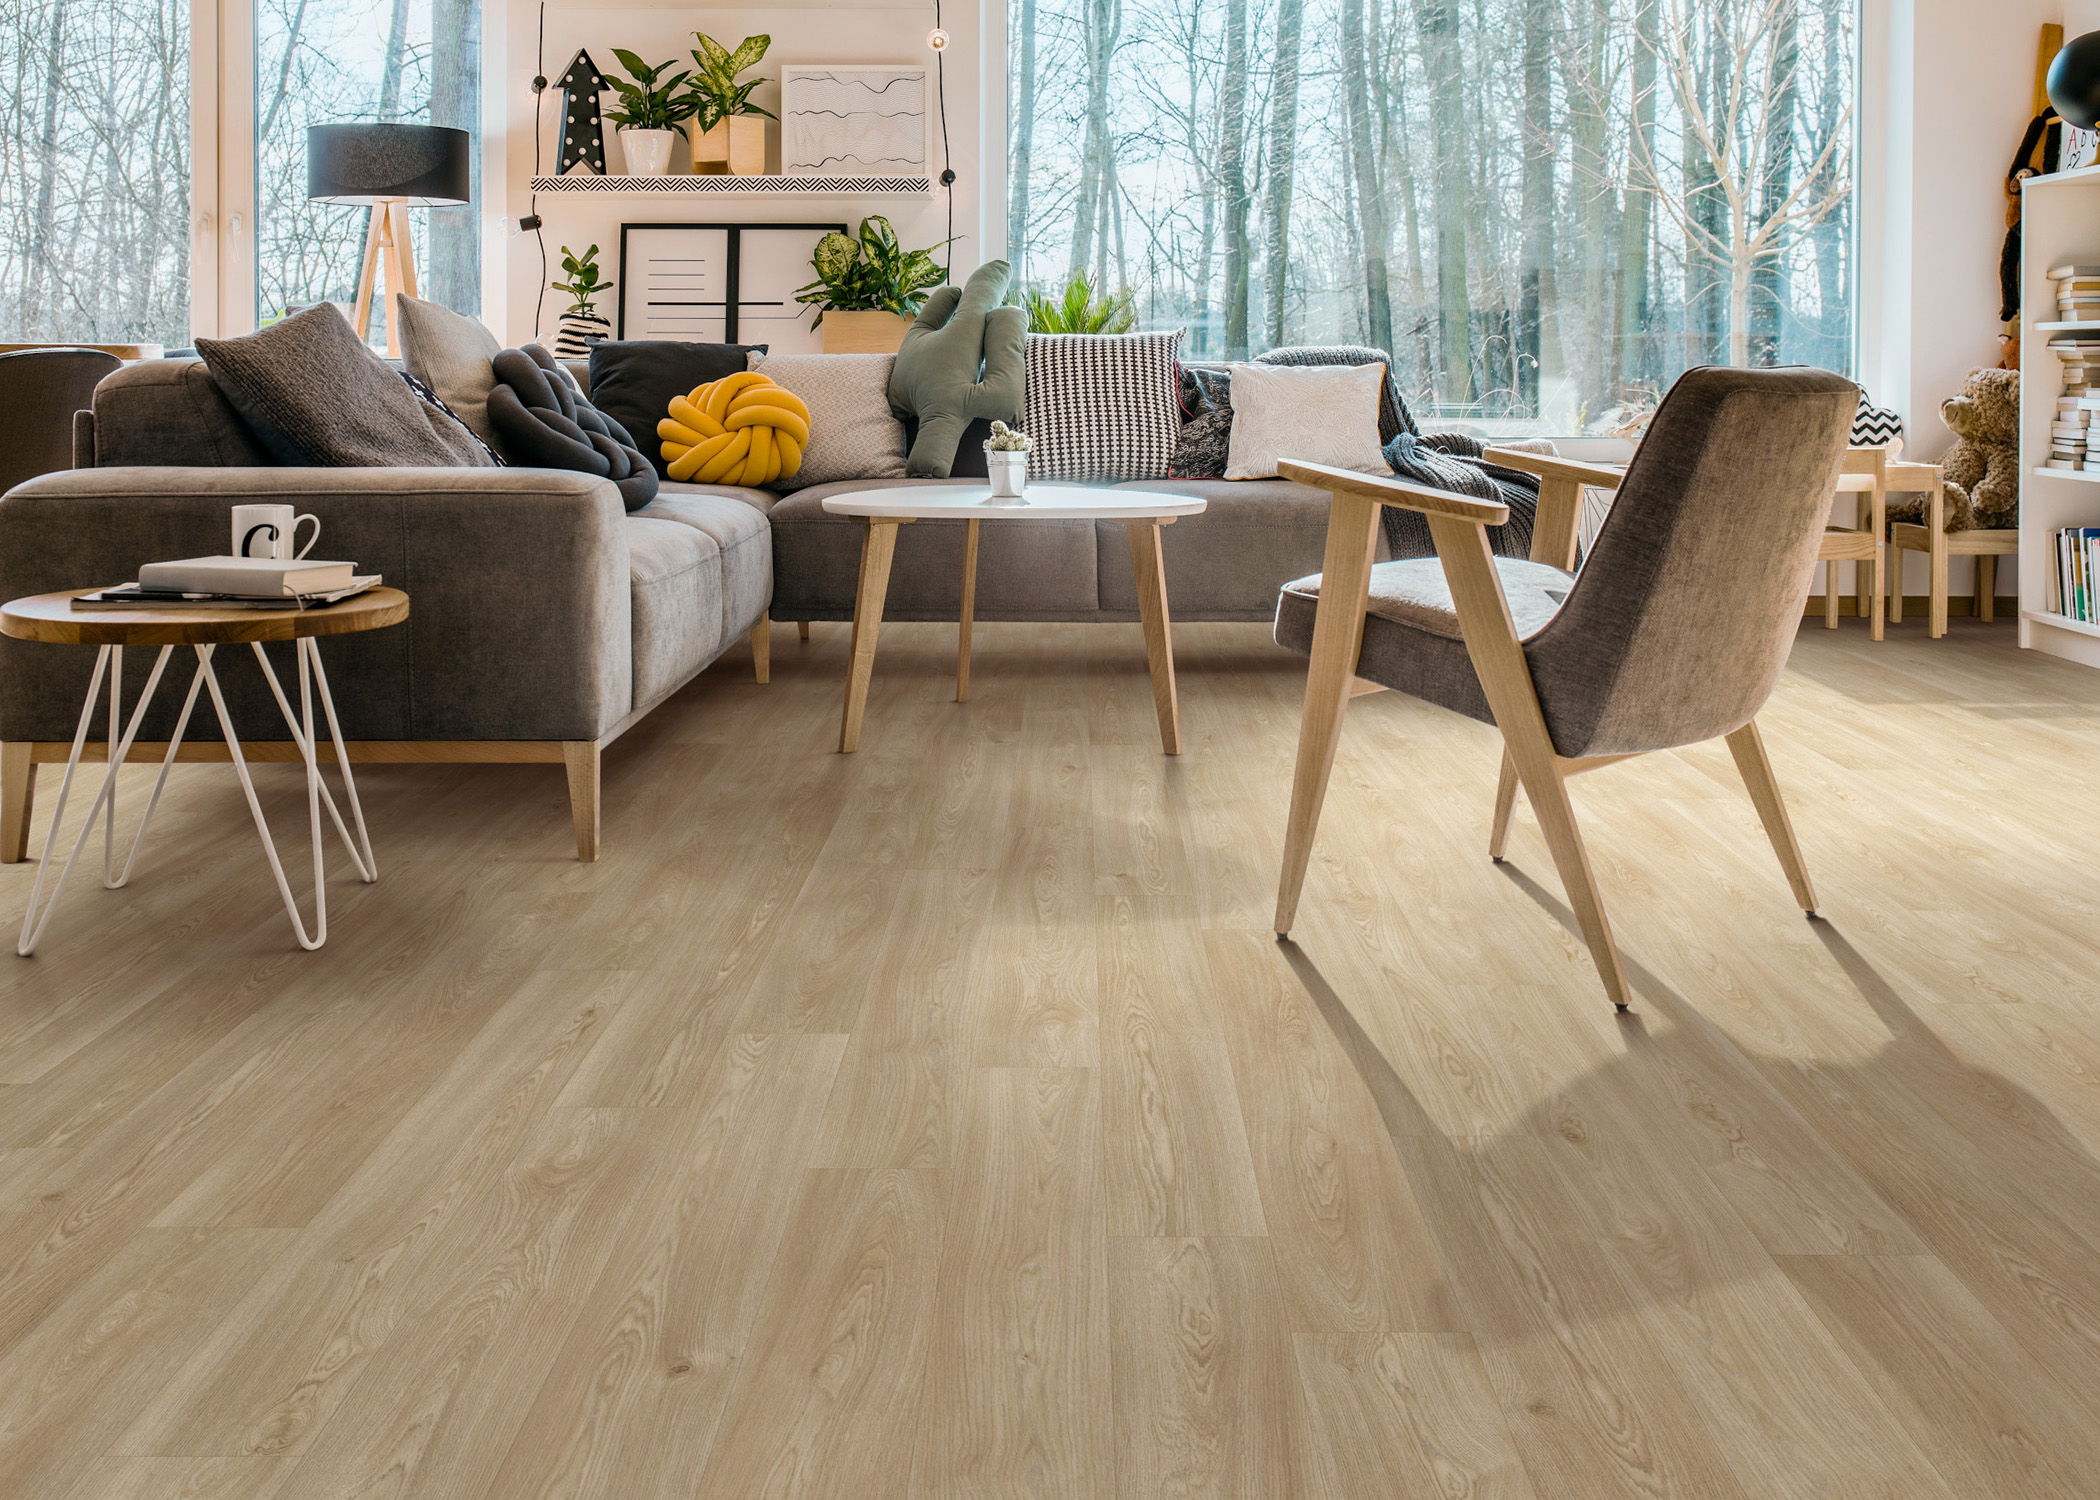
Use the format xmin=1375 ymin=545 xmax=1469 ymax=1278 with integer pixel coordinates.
xmin=2052 ymin=400 xmax=2093 ymax=470
xmin=2055 ymin=526 xmax=2100 ymax=623
xmin=2049 ymin=265 xmax=2100 ymax=398
xmin=73 ymin=556 xmax=379 ymax=611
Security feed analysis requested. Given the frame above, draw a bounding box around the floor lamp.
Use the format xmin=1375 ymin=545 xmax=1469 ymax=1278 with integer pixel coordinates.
xmin=306 ymin=124 xmax=471 ymax=356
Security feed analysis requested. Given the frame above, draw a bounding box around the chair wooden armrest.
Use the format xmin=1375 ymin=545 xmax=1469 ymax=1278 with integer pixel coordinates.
xmin=1278 ymin=459 xmax=1510 ymax=527
xmin=1480 ymin=448 xmax=1629 ymax=489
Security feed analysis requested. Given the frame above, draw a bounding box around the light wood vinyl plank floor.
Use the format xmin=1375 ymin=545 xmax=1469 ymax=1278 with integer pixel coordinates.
xmin=5 ymin=617 xmax=2100 ymax=1498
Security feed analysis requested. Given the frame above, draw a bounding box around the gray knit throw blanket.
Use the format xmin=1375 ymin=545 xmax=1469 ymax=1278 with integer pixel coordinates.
xmin=1380 ymin=432 xmax=1542 ymax=561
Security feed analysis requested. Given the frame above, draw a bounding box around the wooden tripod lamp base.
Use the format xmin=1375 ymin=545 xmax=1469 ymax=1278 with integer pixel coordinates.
xmin=351 ymin=199 xmax=418 ymax=357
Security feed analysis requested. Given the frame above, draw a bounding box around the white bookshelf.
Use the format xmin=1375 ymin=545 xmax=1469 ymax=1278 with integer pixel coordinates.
xmin=2018 ymin=167 xmax=2100 ymax=668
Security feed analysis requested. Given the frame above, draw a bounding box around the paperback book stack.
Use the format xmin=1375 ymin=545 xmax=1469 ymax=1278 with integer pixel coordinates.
xmin=2053 ymin=399 xmax=2093 ymax=470
xmin=2055 ymin=526 xmax=2100 ymax=623
xmin=2048 ymin=264 xmax=2100 ymax=401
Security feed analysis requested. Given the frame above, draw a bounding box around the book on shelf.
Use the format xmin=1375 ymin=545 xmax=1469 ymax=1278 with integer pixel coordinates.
xmin=72 ymin=576 xmax=381 ymax=611
xmin=133 ymin=555 xmax=359 ymax=597
xmin=2052 ymin=528 xmax=2100 ymax=623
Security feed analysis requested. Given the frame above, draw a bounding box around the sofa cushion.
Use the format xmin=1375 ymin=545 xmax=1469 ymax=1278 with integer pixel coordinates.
xmin=397 ymin=293 xmax=504 ymax=449
xmin=88 ymin=358 xmax=272 ymax=468
xmin=632 ymin=490 xmax=772 ymax=646
xmin=1097 ymin=478 xmax=1391 ymax=620
xmin=588 ymin=340 xmax=766 ymax=480
xmin=766 ymin=478 xmax=1100 ymax=621
xmin=748 ymin=352 xmax=908 ymax=491
xmin=1023 ymin=329 xmax=1182 ymax=483
xmin=195 ymin=303 xmax=492 ymax=468
xmin=626 ymin=515 xmax=724 ymax=710
xmin=1223 ymin=362 xmax=1387 ymax=480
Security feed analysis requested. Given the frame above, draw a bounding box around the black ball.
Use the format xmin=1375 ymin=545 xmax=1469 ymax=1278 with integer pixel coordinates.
xmin=2049 ymin=31 xmax=2100 ymax=129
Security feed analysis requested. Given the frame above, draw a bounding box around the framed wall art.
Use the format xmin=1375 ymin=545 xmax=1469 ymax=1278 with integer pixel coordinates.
xmin=780 ymin=65 xmax=931 ymax=176
xmin=617 ymin=221 xmax=847 ymax=350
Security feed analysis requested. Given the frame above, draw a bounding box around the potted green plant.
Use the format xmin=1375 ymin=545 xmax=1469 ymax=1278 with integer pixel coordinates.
xmin=792 ymin=216 xmax=952 ymax=352
xmin=605 ymin=50 xmax=697 ymax=175
xmin=983 ymin=420 xmax=1032 ymax=499
xmin=1023 ymin=274 xmax=1136 ymax=333
xmin=551 ymin=244 xmax=614 ymax=357
xmin=685 ymin=32 xmax=773 ymax=174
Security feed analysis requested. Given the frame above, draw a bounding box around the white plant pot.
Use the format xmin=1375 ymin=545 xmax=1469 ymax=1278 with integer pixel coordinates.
xmin=986 ymin=450 xmax=1029 ymax=498
xmin=619 ymin=128 xmax=677 ymax=176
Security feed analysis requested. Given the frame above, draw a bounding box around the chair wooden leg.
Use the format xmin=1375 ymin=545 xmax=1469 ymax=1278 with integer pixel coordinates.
xmin=798 ymin=620 xmax=810 ymax=641
xmin=749 ymin=612 xmax=770 ymax=684
xmin=563 ymin=741 xmax=601 ymax=862
xmin=1869 ymin=545 xmax=1885 ymax=641
xmin=1724 ymin=720 xmax=1816 ymax=913
xmin=1889 ymin=543 xmax=1905 ymax=624
xmin=1489 ymin=749 xmax=1519 ymax=861
xmin=840 ymin=519 xmax=903 ymax=753
xmin=1275 ymin=492 xmax=1382 ymax=936
xmin=2 ymin=743 xmax=34 ymax=864
xmin=1823 ymin=560 xmax=1840 ymax=628
xmin=1509 ymin=736 xmax=1632 ymax=1010
xmin=1976 ymin=553 xmax=1997 ymax=623
xmin=1929 ymin=483 xmax=1949 ymax=638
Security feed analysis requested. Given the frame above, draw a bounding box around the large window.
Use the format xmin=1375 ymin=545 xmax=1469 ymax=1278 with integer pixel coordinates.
xmin=0 ymin=0 xmax=191 ymax=346
xmin=256 ymin=0 xmax=480 ymax=340
xmin=1008 ymin=0 xmax=1857 ymax=433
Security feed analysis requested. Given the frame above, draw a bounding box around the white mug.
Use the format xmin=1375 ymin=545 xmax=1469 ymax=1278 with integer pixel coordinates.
xmin=231 ymin=504 xmax=319 ymax=561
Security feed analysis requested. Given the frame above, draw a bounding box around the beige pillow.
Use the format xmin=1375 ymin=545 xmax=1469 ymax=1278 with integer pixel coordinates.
xmin=1223 ymin=361 xmax=1388 ymax=480
xmin=747 ymin=352 xmax=908 ymax=490
xmin=396 ymin=293 xmax=503 ymax=449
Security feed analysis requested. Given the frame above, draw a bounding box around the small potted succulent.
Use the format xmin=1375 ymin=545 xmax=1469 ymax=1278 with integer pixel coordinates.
xmin=605 ymin=49 xmax=697 ymax=175
xmin=984 ymin=420 xmax=1032 ymax=499
xmin=551 ymin=244 xmax=613 ymax=357
xmin=686 ymin=32 xmax=773 ymax=174
xmin=793 ymin=216 xmax=952 ymax=353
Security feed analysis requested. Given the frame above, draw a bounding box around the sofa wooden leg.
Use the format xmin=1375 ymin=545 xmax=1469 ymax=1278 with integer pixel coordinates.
xmin=563 ymin=741 xmax=601 ymax=861
xmin=750 ymin=613 xmax=771 ymax=684
xmin=2 ymin=744 xmax=33 ymax=864
xmin=798 ymin=619 xmax=810 ymax=641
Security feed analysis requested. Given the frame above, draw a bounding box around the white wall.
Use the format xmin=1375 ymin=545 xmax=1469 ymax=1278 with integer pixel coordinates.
xmin=491 ymin=0 xmax=980 ymax=346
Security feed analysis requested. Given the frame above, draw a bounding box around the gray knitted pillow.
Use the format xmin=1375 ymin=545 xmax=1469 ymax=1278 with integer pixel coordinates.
xmin=197 ymin=303 xmax=493 ymax=468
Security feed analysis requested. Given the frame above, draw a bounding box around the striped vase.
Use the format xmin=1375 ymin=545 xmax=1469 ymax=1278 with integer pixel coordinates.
xmin=553 ymin=312 xmax=611 ymax=360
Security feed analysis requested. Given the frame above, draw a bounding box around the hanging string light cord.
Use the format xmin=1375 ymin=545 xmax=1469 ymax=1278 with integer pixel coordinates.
xmin=935 ymin=0 xmax=956 ymax=281
xmin=525 ymin=2 xmax=550 ymax=338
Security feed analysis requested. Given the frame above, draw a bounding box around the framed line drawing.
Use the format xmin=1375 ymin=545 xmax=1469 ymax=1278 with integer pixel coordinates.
xmin=780 ymin=65 xmax=931 ymax=176
xmin=616 ymin=221 xmax=846 ymax=350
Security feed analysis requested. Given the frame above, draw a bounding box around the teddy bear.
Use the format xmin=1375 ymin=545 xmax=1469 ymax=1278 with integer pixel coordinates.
xmin=1895 ymin=367 xmax=2019 ymax=530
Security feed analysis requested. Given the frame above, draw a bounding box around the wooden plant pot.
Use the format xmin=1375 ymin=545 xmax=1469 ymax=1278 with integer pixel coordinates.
xmin=821 ymin=310 xmax=912 ymax=354
xmin=691 ymin=115 xmax=767 ymax=175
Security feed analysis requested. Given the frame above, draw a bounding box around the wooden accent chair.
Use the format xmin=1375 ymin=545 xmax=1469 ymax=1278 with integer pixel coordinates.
xmin=1269 ymin=366 xmax=1859 ymax=1009
xmin=1887 ymin=471 xmax=2018 ymax=636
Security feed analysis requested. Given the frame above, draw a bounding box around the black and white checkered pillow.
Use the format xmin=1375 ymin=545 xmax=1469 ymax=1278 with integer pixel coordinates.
xmin=1023 ymin=330 xmax=1184 ymax=483
xmin=1852 ymin=400 xmax=1902 ymax=448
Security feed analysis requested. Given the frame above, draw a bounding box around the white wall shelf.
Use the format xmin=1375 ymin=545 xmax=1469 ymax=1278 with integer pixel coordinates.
xmin=2031 ymin=466 xmax=2100 ymax=482
xmin=2036 ymin=319 xmax=2100 ymax=330
xmin=530 ymin=175 xmax=932 ymax=197
xmin=2022 ymin=608 xmax=2100 ymax=640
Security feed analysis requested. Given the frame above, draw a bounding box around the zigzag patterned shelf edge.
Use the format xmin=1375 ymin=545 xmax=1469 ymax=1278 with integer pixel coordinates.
xmin=529 ymin=175 xmax=931 ymax=194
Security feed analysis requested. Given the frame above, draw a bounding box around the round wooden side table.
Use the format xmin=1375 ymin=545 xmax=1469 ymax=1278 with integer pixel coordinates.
xmin=1 ymin=586 xmax=410 ymax=954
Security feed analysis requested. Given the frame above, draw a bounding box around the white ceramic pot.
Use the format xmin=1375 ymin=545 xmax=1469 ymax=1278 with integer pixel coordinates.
xmin=986 ymin=450 xmax=1028 ymax=498
xmin=619 ymin=128 xmax=677 ymax=176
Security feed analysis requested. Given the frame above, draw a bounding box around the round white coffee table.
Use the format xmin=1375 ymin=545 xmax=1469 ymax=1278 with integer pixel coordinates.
xmin=819 ymin=485 xmax=1207 ymax=754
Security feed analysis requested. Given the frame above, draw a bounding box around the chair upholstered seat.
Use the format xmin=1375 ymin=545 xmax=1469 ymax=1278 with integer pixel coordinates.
xmin=1275 ymin=556 xmax=1574 ymax=728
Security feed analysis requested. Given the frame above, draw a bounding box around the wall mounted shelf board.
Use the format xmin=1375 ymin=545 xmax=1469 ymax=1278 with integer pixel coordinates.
xmin=531 ymin=175 xmax=931 ymax=197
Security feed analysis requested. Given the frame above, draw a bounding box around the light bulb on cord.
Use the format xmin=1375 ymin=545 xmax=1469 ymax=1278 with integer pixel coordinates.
xmin=927 ymin=26 xmax=949 ymax=50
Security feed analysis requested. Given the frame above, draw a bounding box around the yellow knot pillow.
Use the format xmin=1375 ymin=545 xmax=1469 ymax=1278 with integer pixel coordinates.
xmin=657 ymin=371 xmax=811 ymax=486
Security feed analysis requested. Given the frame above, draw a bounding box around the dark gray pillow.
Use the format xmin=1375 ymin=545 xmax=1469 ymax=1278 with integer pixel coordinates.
xmin=587 ymin=340 xmax=767 ymax=480
xmin=1170 ymin=362 xmax=1234 ymax=478
xmin=488 ymin=345 xmax=657 ymax=511
xmin=195 ymin=302 xmax=493 ymax=467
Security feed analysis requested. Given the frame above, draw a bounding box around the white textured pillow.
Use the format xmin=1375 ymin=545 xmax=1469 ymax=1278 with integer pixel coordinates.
xmin=1223 ymin=362 xmax=1388 ymax=480
xmin=748 ymin=352 xmax=908 ymax=490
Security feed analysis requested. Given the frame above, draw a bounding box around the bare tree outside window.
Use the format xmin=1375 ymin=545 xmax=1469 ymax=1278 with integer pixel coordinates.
xmin=1009 ymin=0 xmax=1856 ymax=434
xmin=0 ymin=0 xmax=190 ymax=346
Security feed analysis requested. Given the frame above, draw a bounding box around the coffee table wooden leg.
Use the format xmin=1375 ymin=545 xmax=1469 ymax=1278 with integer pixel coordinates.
xmin=1126 ymin=517 xmax=1182 ymax=755
xmin=841 ymin=518 xmax=904 ymax=752
xmin=957 ymin=518 xmax=980 ymax=703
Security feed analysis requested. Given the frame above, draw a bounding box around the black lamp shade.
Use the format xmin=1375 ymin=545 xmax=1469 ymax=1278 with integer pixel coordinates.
xmin=2049 ymin=31 xmax=2100 ymax=130
xmin=307 ymin=124 xmax=471 ymax=206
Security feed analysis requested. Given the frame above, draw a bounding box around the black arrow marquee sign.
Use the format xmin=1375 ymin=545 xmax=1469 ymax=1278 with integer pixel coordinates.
xmin=555 ymin=48 xmax=609 ymax=176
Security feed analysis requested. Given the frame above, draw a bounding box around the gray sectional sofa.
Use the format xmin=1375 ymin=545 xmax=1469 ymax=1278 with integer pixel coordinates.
xmin=1 ymin=357 xmax=1385 ymax=861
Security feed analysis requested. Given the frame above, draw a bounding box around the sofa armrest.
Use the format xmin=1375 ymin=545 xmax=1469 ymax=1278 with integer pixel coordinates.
xmin=0 ymin=467 xmax=634 ymax=744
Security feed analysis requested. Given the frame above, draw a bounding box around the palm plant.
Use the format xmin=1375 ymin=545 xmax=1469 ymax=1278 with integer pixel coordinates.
xmin=793 ymin=216 xmax=953 ymax=325
xmin=685 ymin=33 xmax=775 ymax=132
xmin=605 ymin=50 xmax=697 ymax=130
xmin=1022 ymin=274 xmax=1136 ymax=334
